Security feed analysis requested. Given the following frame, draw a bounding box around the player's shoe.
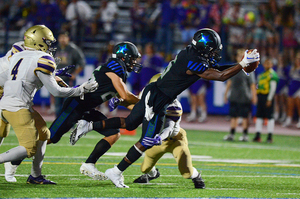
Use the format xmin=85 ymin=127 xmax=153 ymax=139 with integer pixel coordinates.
xmin=252 ymin=135 xmax=261 ymax=143
xmin=133 ymin=169 xmax=160 ymax=183
xmin=26 ymin=175 xmax=56 ymax=184
xmin=198 ymin=115 xmax=207 ymax=123
xmin=4 ymin=162 xmax=18 ymax=182
xmin=192 ymin=173 xmax=205 ymax=189
xmin=105 ymin=166 xmax=129 ymax=188
xmin=239 ymin=134 xmax=249 ymax=142
xmin=70 ymin=120 xmax=91 ymax=145
xmin=223 ymin=134 xmax=234 ymax=141
xmin=80 ymin=163 xmax=107 ymax=181
xmin=266 ymin=138 xmax=273 ymax=143
xmin=186 ymin=113 xmax=196 ymax=122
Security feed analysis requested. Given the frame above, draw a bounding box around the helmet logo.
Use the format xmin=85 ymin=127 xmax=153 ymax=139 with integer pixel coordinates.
xmin=198 ymin=33 xmax=212 ymax=47
xmin=116 ymin=44 xmax=128 ymax=55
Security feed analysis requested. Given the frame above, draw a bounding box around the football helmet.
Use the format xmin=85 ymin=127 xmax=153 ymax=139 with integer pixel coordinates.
xmin=24 ymin=25 xmax=56 ymax=55
xmin=191 ymin=28 xmax=222 ymax=64
xmin=112 ymin=41 xmax=142 ymax=73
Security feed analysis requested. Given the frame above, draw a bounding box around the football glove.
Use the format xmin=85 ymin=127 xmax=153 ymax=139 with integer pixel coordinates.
xmin=109 ymin=97 xmax=121 ymax=112
xmin=239 ymin=49 xmax=260 ymax=68
xmin=55 ymin=65 xmax=75 ymax=77
xmin=79 ymin=80 xmax=98 ymax=100
xmin=141 ymin=135 xmax=162 ymax=147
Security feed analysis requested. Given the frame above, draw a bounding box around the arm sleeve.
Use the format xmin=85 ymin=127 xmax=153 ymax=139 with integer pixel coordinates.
xmin=37 ymin=72 xmax=82 ymax=97
xmin=187 ymin=57 xmax=209 ymax=74
xmin=267 ymin=80 xmax=277 ymax=101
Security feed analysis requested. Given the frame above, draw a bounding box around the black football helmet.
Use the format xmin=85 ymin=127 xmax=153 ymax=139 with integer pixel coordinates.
xmin=112 ymin=41 xmax=142 ymax=73
xmin=191 ymin=28 xmax=222 ymax=65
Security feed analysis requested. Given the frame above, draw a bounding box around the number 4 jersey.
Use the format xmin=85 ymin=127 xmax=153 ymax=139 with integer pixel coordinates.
xmin=0 ymin=46 xmax=56 ymax=112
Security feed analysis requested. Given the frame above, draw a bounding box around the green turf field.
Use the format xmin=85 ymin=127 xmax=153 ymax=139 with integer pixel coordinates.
xmin=1 ymin=125 xmax=300 ymax=198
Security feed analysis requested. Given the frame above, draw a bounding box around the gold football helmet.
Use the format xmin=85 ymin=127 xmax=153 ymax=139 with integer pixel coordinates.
xmin=24 ymin=25 xmax=56 ymax=54
xmin=149 ymin=73 xmax=161 ymax=84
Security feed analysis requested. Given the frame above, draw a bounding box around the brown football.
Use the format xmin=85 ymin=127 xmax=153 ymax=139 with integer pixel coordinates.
xmin=242 ymin=49 xmax=259 ymax=73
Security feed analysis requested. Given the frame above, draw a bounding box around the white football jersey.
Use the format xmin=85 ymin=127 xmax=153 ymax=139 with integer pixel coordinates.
xmin=0 ymin=41 xmax=25 ymax=87
xmin=0 ymin=50 xmax=56 ymax=112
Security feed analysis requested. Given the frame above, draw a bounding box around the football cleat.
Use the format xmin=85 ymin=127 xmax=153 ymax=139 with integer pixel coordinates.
xmin=252 ymin=135 xmax=261 ymax=143
xmin=133 ymin=169 xmax=160 ymax=183
xmin=70 ymin=120 xmax=91 ymax=145
xmin=26 ymin=175 xmax=56 ymax=184
xmin=80 ymin=163 xmax=108 ymax=181
xmin=4 ymin=162 xmax=18 ymax=182
xmin=266 ymin=138 xmax=273 ymax=143
xmin=223 ymin=134 xmax=234 ymax=141
xmin=105 ymin=166 xmax=129 ymax=188
xmin=192 ymin=173 xmax=205 ymax=189
xmin=239 ymin=135 xmax=249 ymax=142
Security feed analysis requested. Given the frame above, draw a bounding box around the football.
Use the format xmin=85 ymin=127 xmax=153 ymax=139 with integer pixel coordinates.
xmin=243 ymin=49 xmax=259 ymax=73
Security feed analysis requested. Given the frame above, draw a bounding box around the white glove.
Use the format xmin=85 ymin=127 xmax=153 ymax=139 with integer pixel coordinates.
xmin=239 ymin=49 xmax=260 ymax=68
xmin=79 ymin=80 xmax=98 ymax=99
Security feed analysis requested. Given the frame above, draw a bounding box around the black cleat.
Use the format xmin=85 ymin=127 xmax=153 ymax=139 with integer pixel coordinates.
xmin=26 ymin=175 xmax=56 ymax=185
xmin=192 ymin=174 xmax=205 ymax=189
xmin=133 ymin=169 xmax=160 ymax=183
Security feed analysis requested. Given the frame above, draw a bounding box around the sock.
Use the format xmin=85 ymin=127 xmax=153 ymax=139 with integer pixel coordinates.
xmin=147 ymin=166 xmax=157 ymax=177
xmin=117 ymin=145 xmax=142 ymax=172
xmin=255 ymin=118 xmax=263 ymax=132
xmin=243 ymin=129 xmax=248 ymax=135
xmin=86 ymin=139 xmax=111 ymax=163
xmin=0 ymin=146 xmax=27 ymax=164
xmin=190 ymin=167 xmax=199 ymax=179
xmin=267 ymin=133 xmax=272 ymax=139
xmin=285 ymin=116 xmax=291 ymax=125
xmin=230 ymin=128 xmax=235 ymax=135
xmin=93 ymin=118 xmax=121 ymax=131
xmin=267 ymin=119 xmax=275 ymax=134
xmin=31 ymin=140 xmax=47 ymax=177
xmin=255 ymin=132 xmax=261 ymax=137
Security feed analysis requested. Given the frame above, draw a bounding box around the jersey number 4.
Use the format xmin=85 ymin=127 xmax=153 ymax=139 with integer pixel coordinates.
xmin=11 ymin=58 xmax=23 ymax=80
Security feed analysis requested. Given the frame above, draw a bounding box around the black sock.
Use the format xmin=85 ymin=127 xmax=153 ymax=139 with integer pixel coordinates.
xmin=267 ymin=133 xmax=272 ymax=139
xmin=230 ymin=128 xmax=235 ymax=135
xmin=243 ymin=129 xmax=248 ymax=135
xmin=256 ymin=132 xmax=261 ymax=137
xmin=93 ymin=118 xmax=121 ymax=131
xmin=117 ymin=146 xmax=142 ymax=171
xmin=86 ymin=139 xmax=111 ymax=164
xmin=11 ymin=158 xmax=24 ymax=166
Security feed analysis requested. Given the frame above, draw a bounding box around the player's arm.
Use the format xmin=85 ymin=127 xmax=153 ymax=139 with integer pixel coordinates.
xmin=106 ymin=72 xmax=139 ymax=105
xmin=266 ymin=80 xmax=277 ymax=107
xmin=224 ymin=79 xmax=232 ymax=104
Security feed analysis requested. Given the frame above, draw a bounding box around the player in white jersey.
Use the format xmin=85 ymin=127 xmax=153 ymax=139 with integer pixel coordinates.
xmin=132 ymin=74 xmax=205 ymax=188
xmin=0 ymin=25 xmax=98 ymax=184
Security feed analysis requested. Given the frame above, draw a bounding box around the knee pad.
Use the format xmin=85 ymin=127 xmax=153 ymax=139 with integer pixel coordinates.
xmin=38 ymin=126 xmax=51 ymax=141
xmin=0 ymin=120 xmax=10 ymax=137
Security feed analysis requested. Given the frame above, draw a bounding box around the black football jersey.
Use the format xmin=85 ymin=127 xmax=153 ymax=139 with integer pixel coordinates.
xmin=80 ymin=58 xmax=127 ymax=109
xmin=156 ymin=45 xmax=209 ymax=99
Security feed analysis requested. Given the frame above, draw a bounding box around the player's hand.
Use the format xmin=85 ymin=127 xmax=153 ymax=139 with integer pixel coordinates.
xmin=79 ymin=80 xmax=98 ymax=93
xmin=266 ymin=100 xmax=271 ymax=107
xmin=55 ymin=65 xmax=75 ymax=77
xmin=109 ymin=97 xmax=121 ymax=112
xmin=239 ymin=49 xmax=260 ymax=68
xmin=141 ymin=135 xmax=162 ymax=147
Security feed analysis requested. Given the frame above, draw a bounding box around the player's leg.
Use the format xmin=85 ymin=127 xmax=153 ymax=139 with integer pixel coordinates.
xmin=171 ymin=128 xmax=205 ymax=189
xmin=49 ymin=98 xmax=83 ymax=144
xmin=239 ymin=103 xmax=251 ymax=142
xmin=253 ymin=95 xmax=265 ymax=142
xmin=0 ymin=109 xmax=37 ymax=164
xmin=266 ymin=98 xmax=275 ymax=143
xmin=224 ymin=102 xmax=238 ymax=141
xmin=0 ymin=117 xmax=10 ymax=146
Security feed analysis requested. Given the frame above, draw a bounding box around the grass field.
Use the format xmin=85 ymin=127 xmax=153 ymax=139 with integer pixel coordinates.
xmin=0 ymin=125 xmax=300 ymax=198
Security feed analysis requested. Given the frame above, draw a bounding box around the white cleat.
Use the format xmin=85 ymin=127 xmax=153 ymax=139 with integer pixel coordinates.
xmin=80 ymin=163 xmax=108 ymax=181
xmin=239 ymin=135 xmax=249 ymax=142
xmin=105 ymin=166 xmax=129 ymax=188
xmin=70 ymin=120 xmax=91 ymax=145
xmin=223 ymin=134 xmax=234 ymax=141
xmin=4 ymin=162 xmax=18 ymax=182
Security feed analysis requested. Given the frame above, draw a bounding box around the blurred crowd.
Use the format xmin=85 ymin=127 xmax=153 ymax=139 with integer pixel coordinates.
xmin=1 ymin=0 xmax=300 ymax=129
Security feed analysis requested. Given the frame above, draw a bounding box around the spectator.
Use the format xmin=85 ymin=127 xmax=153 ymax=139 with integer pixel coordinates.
xmin=282 ymin=52 xmax=300 ymax=128
xmin=143 ymin=0 xmax=160 ymax=44
xmin=209 ymin=0 xmax=230 ymax=33
xmin=197 ymin=0 xmax=212 ymax=29
xmin=186 ymin=79 xmax=210 ymax=123
xmin=155 ymin=0 xmax=178 ymax=58
xmin=50 ymin=31 xmax=85 ymax=117
xmin=253 ymin=58 xmax=278 ymax=143
xmin=65 ymin=0 xmax=92 ymax=47
xmin=223 ymin=49 xmax=257 ymax=141
xmin=130 ymin=0 xmax=146 ymax=45
xmin=92 ymin=0 xmax=118 ymax=41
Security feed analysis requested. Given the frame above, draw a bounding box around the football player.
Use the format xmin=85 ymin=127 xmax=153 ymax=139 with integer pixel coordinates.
xmin=71 ymin=28 xmax=260 ymax=188
xmin=0 ymin=25 xmax=98 ymax=184
xmin=131 ymin=74 xmax=205 ymax=188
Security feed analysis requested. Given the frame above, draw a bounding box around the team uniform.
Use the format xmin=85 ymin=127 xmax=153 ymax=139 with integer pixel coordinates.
xmin=256 ymin=68 xmax=279 ymax=119
xmin=136 ymin=99 xmax=202 ymax=184
xmin=274 ymin=65 xmax=290 ymax=95
xmin=50 ymin=58 xmax=127 ymax=143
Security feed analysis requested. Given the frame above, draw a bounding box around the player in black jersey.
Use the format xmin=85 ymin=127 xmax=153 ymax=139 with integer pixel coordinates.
xmin=45 ymin=41 xmax=142 ymax=180
xmin=71 ymin=28 xmax=260 ymax=188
